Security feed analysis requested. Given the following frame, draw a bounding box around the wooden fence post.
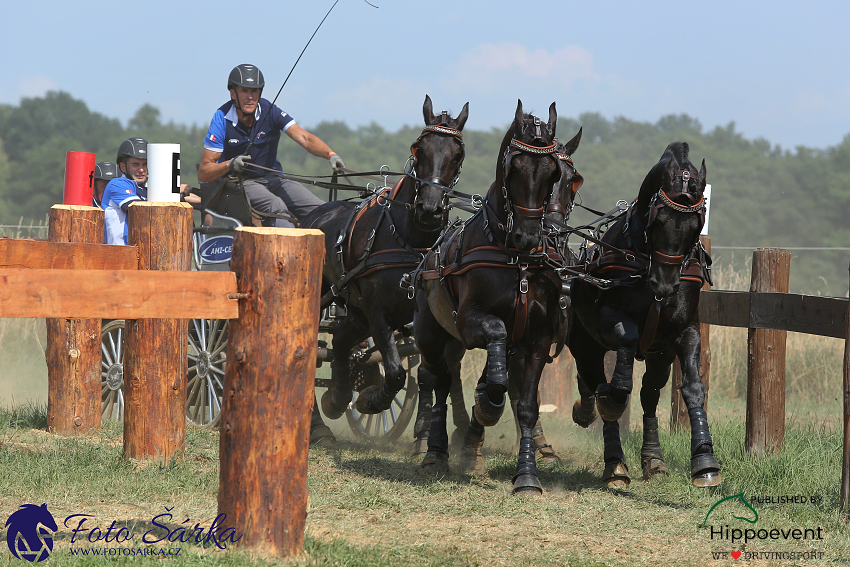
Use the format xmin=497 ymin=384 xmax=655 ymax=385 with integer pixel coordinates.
xmin=538 ymin=349 xmax=573 ymax=413
xmin=123 ymin=203 xmax=192 ymax=461
xmin=841 ymin=260 xmax=850 ymax=519
xmin=671 ymin=235 xmax=712 ymax=429
xmin=218 ymin=227 xmax=324 ymax=557
xmin=745 ymin=248 xmax=790 ymax=455
xmin=46 ymin=205 xmax=104 ymax=435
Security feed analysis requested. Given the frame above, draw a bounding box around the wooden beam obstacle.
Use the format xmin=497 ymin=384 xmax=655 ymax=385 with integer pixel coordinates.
xmin=0 ymin=203 xmax=326 ymax=555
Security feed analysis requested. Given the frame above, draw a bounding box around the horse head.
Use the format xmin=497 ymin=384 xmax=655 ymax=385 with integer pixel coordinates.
xmin=498 ymin=99 xmax=561 ymax=252
xmin=639 ymin=142 xmax=707 ymax=298
xmin=545 ymin=129 xmax=584 ymax=232
xmin=409 ymin=94 xmax=469 ymax=230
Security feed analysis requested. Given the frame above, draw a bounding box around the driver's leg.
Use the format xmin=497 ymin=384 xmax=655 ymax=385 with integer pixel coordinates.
xmin=243 ymin=178 xmax=296 ymax=228
xmin=271 ymin=177 xmax=325 ymax=222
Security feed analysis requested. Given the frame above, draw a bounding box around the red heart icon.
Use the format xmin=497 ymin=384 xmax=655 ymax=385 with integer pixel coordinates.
xmin=731 ymin=551 xmax=741 ymax=559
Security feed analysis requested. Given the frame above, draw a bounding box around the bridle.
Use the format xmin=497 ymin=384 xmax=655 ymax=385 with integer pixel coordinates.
xmin=408 ymin=111 xmax=465 ymax=199
xmin=642 ymin=168 xmax=706 ymax=273
xmin=498 ymin=117 xmax=560 ymax=233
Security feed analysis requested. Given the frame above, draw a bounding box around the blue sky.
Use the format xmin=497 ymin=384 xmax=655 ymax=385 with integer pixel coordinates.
xmin=3 ymin=0 xmax=849 ymax=150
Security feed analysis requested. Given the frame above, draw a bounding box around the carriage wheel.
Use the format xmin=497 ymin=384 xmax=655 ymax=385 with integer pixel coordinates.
xmin=101 ymin=320 xmax=126 ymax=422
xmin=344 ymin=334 xmax=419 ymax=442
xmin=186 ymin=319 xmax=227 ymax=428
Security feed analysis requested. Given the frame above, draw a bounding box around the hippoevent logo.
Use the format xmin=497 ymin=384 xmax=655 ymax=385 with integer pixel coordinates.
xmin=703 ymin=492 xmax=825 ymax=560
xmin=5 ymin=504 xmax=57 ymax=562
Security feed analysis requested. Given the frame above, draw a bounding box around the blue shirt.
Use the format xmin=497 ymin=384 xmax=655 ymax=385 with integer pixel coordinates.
xmin=204 ymin=98 xmax=295 ymax=178
xmin=101 ymin=177 xmax=143 ymax=245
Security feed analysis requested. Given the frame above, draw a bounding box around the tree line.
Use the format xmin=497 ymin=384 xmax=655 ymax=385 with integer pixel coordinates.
xmin=0 ymin=91 xmax=847 ymax=295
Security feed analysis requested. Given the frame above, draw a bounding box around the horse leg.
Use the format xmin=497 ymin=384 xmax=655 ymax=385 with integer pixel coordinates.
xmin=457 ymin=369 xmax=487 ymax=476
xmin=411 ymin=365 xmax=434 ymax=457
xmin=595 ymin=313 xmax=639 ymax=422
xmin=322 ymin=316 xmax=368 ymax=420
xmin=511 ymin=348 xmax=549 ymax=495
xmin=421 ymin=343 xmax=463 ymax=476
xmin=639 ymin=353 xmax=674 ymax=479
xmin=354 ymin=315 xmax=406 ymax=414
xmin=447 ymin=341 xmax=470 ymax=450
xmin=508 ymin=356 xmax=561 ymax=468
xmin=678 ymin=325 xmax=722 ymax=487
xmin=568 ymin=323 xmax=607 ymax=427
xmin=462 ymin=310 xmax=508 ymax=427
xmin=602 ymin=419 xmax=630 ymax=489
xmin=309 ymin=393 xmax=336 ymax=447
xmin=415 ymin=293 xmax=457 ymax=476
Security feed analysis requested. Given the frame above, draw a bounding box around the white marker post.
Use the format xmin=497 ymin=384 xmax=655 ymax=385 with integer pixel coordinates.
xmin=701 ymin=184 xmax=712 ymax=235
xmin=147 ymin=143 xmax=181 ymax=203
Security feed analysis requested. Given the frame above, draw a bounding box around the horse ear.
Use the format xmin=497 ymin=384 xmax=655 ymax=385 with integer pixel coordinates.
xmin=515 ymin=99 xmax=524 ymax=129
xmin=698 ymin=159 xmax=707 ymax=191
xmin=562 ymin=127 xmax=582 ymax=156
xmin=423 ymin=94 xmax=435 ymax=124
xmin=548 ymin=102 xmax=557 ymax=139
xmin=455 ymin=102 xmax=469 ymax=131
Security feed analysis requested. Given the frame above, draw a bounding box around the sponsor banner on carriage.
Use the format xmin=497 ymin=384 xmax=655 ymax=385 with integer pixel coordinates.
xmin=197 ymin=235 xmax=234 ymax=264
xmin=701 ymin=492 xmax=827 ymax=562
xmin=4 ymin=503 xmax=242 ymax=562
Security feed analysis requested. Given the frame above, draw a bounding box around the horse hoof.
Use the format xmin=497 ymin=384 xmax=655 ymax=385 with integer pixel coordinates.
xmin=512 ymin=473 xmax=543 ymax=495
xmin=595 ymin=390 xmax=628 ymax=422
xmin=603 ymin=462 xmax=630 ymax=489
xmin=309 ymin=425 xmax=337 ymax=448
xmin=410 ymin=434 xmax=429 ymax=457
xmin=353 ymin=385 xmax=392 ymax=414
xmin=536 ymin=445 xmax=563 ymax=469
xmin=572 ymin=399 xmax=597 ymax=428
xmin=691 ymin=453 xmax=721 ymax=487
xmin=473 ymin=384 xmax=505 ymax=427
xmin=641 ymin=458 xmax=669 ymax=480
xmin=458 ymin=453 xmax=486 ymax=476
xmin=692 ymin=471 xmax=722 ymax=488
xmin=321 ymin=389 xmax=351 ymax=420
xmin=421 ymin=453 xmax=449 ymax=476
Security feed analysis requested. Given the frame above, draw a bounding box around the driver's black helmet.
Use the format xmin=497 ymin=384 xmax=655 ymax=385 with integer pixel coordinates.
xmin=227 ymin=64 xmax=265 ymax=92
xmin=94 ymin=161 xmax=121 ymax=181
xmin=116 ymin=137 xmax=148 ymax=164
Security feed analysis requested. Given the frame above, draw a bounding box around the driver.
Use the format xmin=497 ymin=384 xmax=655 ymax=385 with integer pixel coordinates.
xmin=101 ymin=137 xmax=148 ymax=245
xmin=197 ymin=64 xmax=345 ymax=227
xmin=93 ymin=161 xmax=121 ymax=208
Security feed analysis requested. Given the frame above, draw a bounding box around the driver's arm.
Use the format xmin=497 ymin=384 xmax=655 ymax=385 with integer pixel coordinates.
xmin=198 ymin=149 xmax=232 ymax=183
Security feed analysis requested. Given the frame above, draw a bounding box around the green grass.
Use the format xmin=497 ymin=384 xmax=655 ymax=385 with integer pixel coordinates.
xmin=1 ymin=402 xmax=848 ymax=566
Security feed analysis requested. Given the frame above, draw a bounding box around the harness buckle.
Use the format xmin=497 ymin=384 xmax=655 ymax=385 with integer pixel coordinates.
xmin=519 ymin=278 xmax=528 ymax=294
xmin=471 ymin=194 xmax=483 ymax=209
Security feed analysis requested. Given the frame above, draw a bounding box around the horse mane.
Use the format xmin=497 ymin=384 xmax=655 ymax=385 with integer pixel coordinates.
xmin=493 ymin=122 xmax=516 ymax=192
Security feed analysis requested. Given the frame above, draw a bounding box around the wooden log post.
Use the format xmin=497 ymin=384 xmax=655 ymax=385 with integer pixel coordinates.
xmin=46 ymin=205 xmax=105 ymax=435
xmin=745 ymin=248 xmax=791 ymax=455
xmin=841 ymin=261 xmax=850 ymax=519
xmin=538 ymin=348 xmax=573 ymax=413
xmin=218 ymin=227 xmax=324 ymax=557
xmin=123 ymin=203 xmax=192 ymax=461
xmin=671 ymin=235 xmax=712 ymax=429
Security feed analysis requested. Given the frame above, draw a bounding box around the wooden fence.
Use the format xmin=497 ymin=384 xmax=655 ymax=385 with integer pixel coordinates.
xmin=0 ymin=204 xmax=324 ymax=557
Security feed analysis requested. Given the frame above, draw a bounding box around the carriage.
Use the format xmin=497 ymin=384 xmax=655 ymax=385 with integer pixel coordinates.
xmin=99 ymin=179 xmax=421 ymax=441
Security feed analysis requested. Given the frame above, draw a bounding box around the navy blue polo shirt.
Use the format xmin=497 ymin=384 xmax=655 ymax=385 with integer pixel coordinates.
xmin=204 ymin=98 xmax=295 ymax=178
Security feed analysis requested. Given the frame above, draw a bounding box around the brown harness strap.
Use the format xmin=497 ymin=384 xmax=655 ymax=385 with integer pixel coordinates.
xmin=639 ymin=298 xmax=663 ymax=355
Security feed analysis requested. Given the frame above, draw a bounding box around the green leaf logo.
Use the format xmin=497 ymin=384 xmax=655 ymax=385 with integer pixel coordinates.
xmin=703 ymin=492 xmax=759 ymax=526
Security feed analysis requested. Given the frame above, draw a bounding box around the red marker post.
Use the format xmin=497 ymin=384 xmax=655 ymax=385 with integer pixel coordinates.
xmin=63 ymin=151 xmax=96 ymax=206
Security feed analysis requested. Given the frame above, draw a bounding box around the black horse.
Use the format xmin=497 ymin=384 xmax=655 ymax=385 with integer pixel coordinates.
xmin=412 ymin=100 xmax=582 ymax=494
xmin=448 ymin=138 xmax=584 ymax=473
xmin=567 ymin=141 xmax=719 ymax=488
xmin=302 ymin=95 xmax=469 ymax=423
